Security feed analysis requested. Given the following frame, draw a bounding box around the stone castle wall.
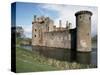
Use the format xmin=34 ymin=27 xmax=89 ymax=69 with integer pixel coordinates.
xmin=43 ymin=30 xmax=71 ymax=48
xmin=32 ymin=15 xmax=71 ymax=49
xmin=32 ymin=10 xmax=92 ymax=51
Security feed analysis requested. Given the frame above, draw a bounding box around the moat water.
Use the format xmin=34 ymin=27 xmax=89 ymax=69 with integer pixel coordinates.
xmin=21 ymin=45 xmax=97 ymax=66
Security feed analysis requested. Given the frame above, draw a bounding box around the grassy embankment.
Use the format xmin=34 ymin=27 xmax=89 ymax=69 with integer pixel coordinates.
xmin=16 ymin=38 xmax=96 ymax=73
xmin=16 ymin=47 xmax=59 ymax=73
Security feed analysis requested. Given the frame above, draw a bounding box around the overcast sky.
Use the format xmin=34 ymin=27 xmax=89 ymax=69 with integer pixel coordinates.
xmin=15 ymin=2 xmax=98 ymax=38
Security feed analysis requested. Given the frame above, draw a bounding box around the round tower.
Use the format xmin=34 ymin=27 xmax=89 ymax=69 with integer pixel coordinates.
xmin=75 ymin=10 xmax=92 ymax=64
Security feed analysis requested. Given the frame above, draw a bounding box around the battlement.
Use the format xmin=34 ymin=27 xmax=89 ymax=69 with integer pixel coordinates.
xmin=32 ymin=16 xmax=52 ymax=24
xmin=32 ymin=15 xmax=71 ymax=32
xmin=75 ymin=10 xmax=92 ymax=16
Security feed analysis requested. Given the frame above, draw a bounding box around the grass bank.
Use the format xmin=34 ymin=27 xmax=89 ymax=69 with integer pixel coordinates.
xmin=16 ymin=47 xmax=59 ymax=73
xmin=16 ymin=47 xmax=96 ymax=73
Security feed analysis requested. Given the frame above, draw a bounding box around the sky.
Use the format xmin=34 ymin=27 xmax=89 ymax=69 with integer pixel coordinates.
xmin=13 ymin=2 xmax=98 ymax=38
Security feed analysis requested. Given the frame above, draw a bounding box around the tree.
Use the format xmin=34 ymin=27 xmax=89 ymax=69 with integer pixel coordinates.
xmin=16 ymin=26 xmax=24 ymax=38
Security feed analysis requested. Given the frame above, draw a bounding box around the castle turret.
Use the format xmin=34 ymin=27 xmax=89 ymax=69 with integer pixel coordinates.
xmin=68 ymin=23 xmax=71 ymax=29
xmin=59 ymin=20 xmax=62 ymax=30
xmin=66 ymin=21 xmax=69 ymax=29
xmin=32 ymin=16 xmax=54 ymax=46
xmin=75 ymin=10 xmax=92 ymax=64
xmin=66 ymin=21 xmax=71 ymax=30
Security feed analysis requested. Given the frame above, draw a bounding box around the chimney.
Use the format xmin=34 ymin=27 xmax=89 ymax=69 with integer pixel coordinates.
xmin=34 ymin=15 xmax=37 ymax=21
xmin=68 ymin=23 xmax=71 ymax=29
xmin=59 ymin=20 xmax=62 ymax=30
xmin=66 ymin=21 xmax=69 ymax=29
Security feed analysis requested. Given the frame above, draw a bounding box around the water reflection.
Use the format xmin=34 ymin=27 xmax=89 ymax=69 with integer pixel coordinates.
xmin=77 ymin=52 xmax=91 ymax=64
xmin=20 ymin=45 xmax=97 ymax=65
xmin=32 ymin=46 xmax=72 ymax=61
xmin=91 ymin=48 xmax=97 ymax=65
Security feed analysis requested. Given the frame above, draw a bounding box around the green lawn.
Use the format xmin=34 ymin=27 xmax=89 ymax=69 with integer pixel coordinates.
xmin=16 ymin=47 xmax=96 ymax=73
xmin=16 ymin=47 xmax=58 ymax=73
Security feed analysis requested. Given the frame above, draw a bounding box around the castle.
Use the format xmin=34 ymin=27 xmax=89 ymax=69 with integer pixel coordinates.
xmin=32 ymin=10 xmax=92 ymax=63
xmin=32 ymin=15 xmax=71 ymax=49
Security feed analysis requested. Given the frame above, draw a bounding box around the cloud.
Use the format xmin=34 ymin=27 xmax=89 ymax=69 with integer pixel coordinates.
xmin=17 ymin=4 xmax=97 ymax=38
xmin=23 ymin=25 xmax=32 ymax=38
xmin=24 ymin=25 xmax=32 ymax=33
xmin=40 ymin=4 xmax=98 ymax=36
xmin=41 ymin=4 xmax=72 ymax=27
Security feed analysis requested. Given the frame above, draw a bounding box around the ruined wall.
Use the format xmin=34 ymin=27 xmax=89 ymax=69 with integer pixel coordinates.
xmin=43 ymin=30 xmax=71 ymax=48
xmin=48 ymin=19 xmax=54 ymax=32
xmin=32 ymin=16 xmax=72 ymax=49
xmin=32 ymin=16 xmax=54 ymax=46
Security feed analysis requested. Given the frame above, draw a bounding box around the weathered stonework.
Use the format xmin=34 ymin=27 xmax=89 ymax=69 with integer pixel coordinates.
xmin=32 ymin=15 xmax=71 ymax=49
xmin=43 ymin=30 xmax=71 ymax=48
xmin=75 ymin=11 xmax=92 ymax=52
xmin=32 ymin=10 xmax=92 ymax=52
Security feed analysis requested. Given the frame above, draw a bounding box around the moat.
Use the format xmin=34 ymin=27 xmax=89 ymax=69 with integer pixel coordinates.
xmin=21 ymin=45 xmax=97 ymax=66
